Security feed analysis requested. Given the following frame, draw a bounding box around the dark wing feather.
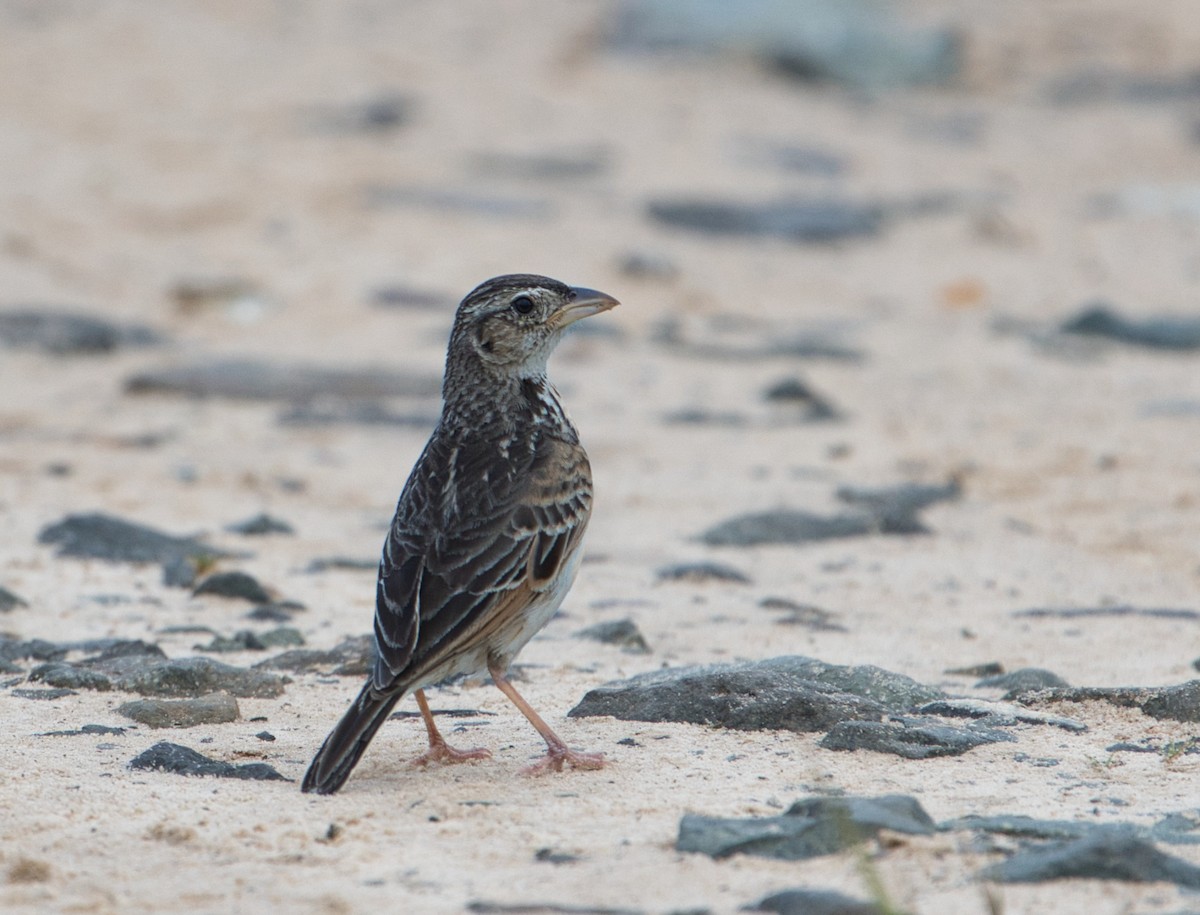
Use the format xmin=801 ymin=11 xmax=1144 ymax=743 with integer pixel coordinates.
xmin=372 ymin=426 xmax=592 ymax=692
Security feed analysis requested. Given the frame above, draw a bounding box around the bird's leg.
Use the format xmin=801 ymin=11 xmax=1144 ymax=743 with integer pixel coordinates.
xmin=487 ymin=660 xmax=606 ymax=776
xmin=408 ymin=688 xmax=492 ymax=767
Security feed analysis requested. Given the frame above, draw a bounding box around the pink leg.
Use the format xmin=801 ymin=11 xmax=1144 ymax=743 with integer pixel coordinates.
xmin=408 ymin=689 xmax=492 ymax=767
xmin=488 ymin=660 xmax=606 ymax=776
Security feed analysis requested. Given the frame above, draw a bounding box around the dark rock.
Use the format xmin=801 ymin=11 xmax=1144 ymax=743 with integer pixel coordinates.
xmin=945 ymin=662 xmax=1004 ymax=677
xmin=466 ymin=903 xmax=642 ymax=915
xmin=1060 ymin=303 xmax=1200 ymax=351
xmin=677 ymin=794 xmax=934 ymax=860
xmin=304 ymin=556 xmax=377 ymax=573
xmin=751 ymin=888 xmax=888 ymax=915
xmin=39 ymin=723 xmax=127 ymax=737
xmin=0 ymin=307 xmax=163 ymax=354
xmin=976 ymin=668 xmax=1069 ymax=693
xmin=1014 ymin=605 xmax=1200 ymax=621
xmin=945 ymin=814 xmax=1095 ymax=842
xmin=1015 ymin=681 xmax=1200 ymax=724
xmin=651 ymin=317 xmax=863 ymax=363
xmin=916 ymin=698 xmax=1086 ymax=732
xmin=193 ymin=571 xmax=273 ymax=603
xmin=366 ymin=185 xmax=553 ymax=220
xmin=244 ymin=602 xmax=305 ymax=622
xmin=699 ymin=510 xmax=878 ymax=546
xmin=254 ymin=635 xmax=375 ymax=676
xmin=656 ymin=561 xmax=751 ymax=584
xmin=662 ymin=408 xmax=751 ymax=427
xmin=574 ymin=619 xmax=651 ymax=654
xmin=470 ymin=148 xmax=609 ymax=181
xmin=616 ymin=250 xmax=679 ymax=281
xmin=762 ymin=378 xmax=841 ymax=420
xmin=534 ymin=847 xmax=583 ymax=864
xmin=835 ymin=480 xmax=961 ymax=522
xmin=12 ymin=687 xmax=77 ymax=700
xmin=569 ymin=656 xmax=940 ymax=731
xmin=609 ymin=0 xmax=959 ymax=90
xmin=125 ymin=359 xmax=439 ymax=401
xmin=0 ymin=637 xmax=66 ymax=663
xmin=195 ymin=627 xmax=304 ymax=653
xmin=981 ymin=828 xmax=1200 ymax=887
xmin=0 ymin=586 xmax=28 ymax=612
xmin=760 ymin=599 xmax=846 ymax=631
xmin=32 ymin=654 xmax=286 ymax=698
xmin=647 ymin=197 xmax=881 ymax=244
xmin=820 ymin=718 xmax=1013 ymax=758
xmin=38 ymin=513 xmax=228 ymax=566
xmin=161 ymin=556 xmax=200 ymax=589
xmin=370 ymin=283 xmax=453 ymax=311
xmin=301 ymin=92 xmax=411 ymax=134
xmin=736 ymin=141 xmax=848 ymax=177
xmin=256 ymin=731 xmax=276 ymax=741
xmin=277 ymin=401 xmax=439 ymax=428
xmin=117 ymin=693 xmax=241 ymax=728
xmin=225 ymin=514 xmax=294 ymax=536
xmin=129 ymin=741 xmax=289 ymax=781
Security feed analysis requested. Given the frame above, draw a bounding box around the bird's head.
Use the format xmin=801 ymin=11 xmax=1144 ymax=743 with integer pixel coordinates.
xmin=446 ymin=274 xmax=618 ymax=387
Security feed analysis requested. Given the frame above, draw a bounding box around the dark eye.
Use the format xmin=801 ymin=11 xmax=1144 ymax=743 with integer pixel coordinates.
xmin=511 ymin=295 xmax=535 ymax=315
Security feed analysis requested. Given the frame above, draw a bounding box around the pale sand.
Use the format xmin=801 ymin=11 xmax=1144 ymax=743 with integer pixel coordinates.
xmin=2 ymin=2 xmax=1200 ymax=913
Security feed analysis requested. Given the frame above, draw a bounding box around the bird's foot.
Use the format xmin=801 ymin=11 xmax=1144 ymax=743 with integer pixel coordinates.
xmin=410 ymin=737 xmax=492 ymax=768
xmin=520 ymin=742 xmax=606 ymax=777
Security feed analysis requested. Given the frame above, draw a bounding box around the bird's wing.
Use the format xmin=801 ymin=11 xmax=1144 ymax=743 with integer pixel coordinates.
xmin=372 ymin=430 xmax=592 ymax=691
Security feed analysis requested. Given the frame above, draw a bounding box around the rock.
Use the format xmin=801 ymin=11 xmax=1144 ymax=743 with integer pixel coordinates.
xmin=225 ymin=514 xmax=294 ymax=536
xmin=569 ymin=656 xmax=941 ymax=731
xmin=615 ymin=250 xmax=679 ymax=281
xmin=609 ymin=0 xmax=959 ymax=90
xmin=125 ymin=359 xmax=439 ymax=401
xmin=944 ymin=814 xmax=1094 ymax=842
xmin=944 ymin=662 xmax=1004 ymax=677
xmin=819 ymin=718 xmax=1013 ymax=758
xmin=254 ymin=635 xmax=374 ymax=676
xmin=647 ymin=197 xmax=882 ymax=243
xmin=117 ymin=693 xmax=241 ymax=728
xmin=369 ymin=283 xmax=454 ymax=311
xmin=195 ymin=628 xmax=304 ymax=653
xmin=301 ymin=92 xmax=410 ymax=134
xmin=304 ymin=556 xmax=377 ymax=573
xmin=834 ymin=480 xmax=961 ymax=524
xmin=161 ymin=557 xmax=200 ymax=588
xmin=129 ymin=741 xmax=289 ymax=781
xmin=0 ymin=307 xmax=163 ymax=354
xmin=677 ymin=794 xmax=935 ymax=860
xmin=365 ymin=185 xmax=553 ymax=220
xmin=655 ymin=561 xmax=751 ymax=584
xmin=662 ymin=408 xmax=751 ymax=427
xmin=651 ymin=316 xmax=863 ymax=363
xmin=574 ymin=619 xmax=651 ymax=654
xmin=0 ymin=586 xmax=28 ymax=612
xmin=1045 ymin=68 xmax=1200 ymax=106
xmin=277 ymin=401 xmax=439 ymax=428
xmin=1060 ymin=303 xmax=1200 ymax=351
xmin=750 ymin=888 xmax=889 ymax=915
xmin=38 ymin=513 xmax=228 ymax=566
xmin=1014 ymin=681 xmax=1200 ymax=724
xmin=193 ymin=571 xmax=273 ymax=603
xmin=32 ymin=654 xmax=287 ymax=698
xmin=699 ymin=510 xmax=880 ymax=546
xmin=39 ymin=724 xmax=127 ymax=737
xmin=916 ymin=698 xmax=1087 ymax=732
xmin=762 ymin=377 xmax=841 ymax=420
xmin=1014 ymin=605 xmax=1200 ymax=621
xmin=980 ymin=829 xmax=1200 ymax=887
xmin=12 ymin=687 xmax=78 ymax=700
xmin=469 ymin=148 xmax=610 ymax=181
xmin=760 ymin=598 xmax=846 ymax=631
xmin=244 ymin=602 xmax=306 ymax=622
xmin=976 ymin=668 xmax=1070 ymax=693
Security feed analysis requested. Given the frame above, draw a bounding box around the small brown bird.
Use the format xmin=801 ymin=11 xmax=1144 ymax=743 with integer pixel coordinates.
xmin=302 ymin=274 xmax=618 ymax=795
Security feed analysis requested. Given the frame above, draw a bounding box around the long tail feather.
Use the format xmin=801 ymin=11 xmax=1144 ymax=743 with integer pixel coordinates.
xmin=302 ymin=682 xmax=404 ymax=795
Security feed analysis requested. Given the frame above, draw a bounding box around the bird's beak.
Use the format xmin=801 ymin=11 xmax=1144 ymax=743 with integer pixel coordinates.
xmin=553 ymin=286 xmax=620 ymax=328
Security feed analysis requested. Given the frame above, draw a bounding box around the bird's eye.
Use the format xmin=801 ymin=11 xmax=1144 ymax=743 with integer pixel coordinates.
xmin=511 ymin=295 xmax=535 ymax=315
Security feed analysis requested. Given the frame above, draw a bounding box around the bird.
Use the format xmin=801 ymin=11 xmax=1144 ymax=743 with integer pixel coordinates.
xmin=302 ymin=274 xmax=618 ymax=795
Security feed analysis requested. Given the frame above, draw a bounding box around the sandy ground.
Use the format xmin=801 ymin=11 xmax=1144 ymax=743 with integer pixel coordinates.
xmin=2 ymin=2 xmax=1200 ymax=913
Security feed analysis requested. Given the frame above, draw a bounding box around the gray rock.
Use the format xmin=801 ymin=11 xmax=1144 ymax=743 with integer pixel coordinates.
xmin=917 ymin=698 xmax=1087 ymax=732
xmin=195 ymin=628 xmax=304 ymax=653
xmin=39 ymin=723 xmax=127 ymax=737
xmin=655 ymin=561 xmax=751 ymax=584
xmin=574 ymin=619 xmax=651 ymax=654
xmin=1014 ymin=605 xmax=1200 ymax=621
xmin=32 ymin=654 xmax=286 ymax=698
xmin=1061 ymin=303 xmax=1200 ymax=351
xmin=0 ymin=307 xmax=163 ymax=354
xmin=677 ymin=794 xmax=934 ymax=860
xmin=751 ymin=888 xmax=889 ymax=915
xmin=38 ymin=513 xmax=228 ymax=566
xmin=254 ymin=635 xmax=374 ymax=676
xmin=370 ymin=283 xmax=454 ymax=311
xmin=699 ymin=510 xmax=879 ymax=546
xmin=976 ymin=667 xmax=1069 ymax=693
xmin=762 ymin=378 xmax=841 ymax=420
xmin=125 ymin=359 xmax=439 ymax=401
xmin=117 ymin=693 xmax=241 ymax=728
xmin=647 ymin=197 xmax=882 ymax=243
xmin=129 ymin=741 xmax=289 ymax=781
xmin=609 ymin=0 xmax=959 ymax=90
xmin=980 ymin=829 xmax=1200 ymax=887
xmin=944 ymin=662 xmax=1004 ymax=677
xmin=820 ymin=718 xmax=1013 ymax=758
xmin=304 ymin=556 xmax=377 ymax=573
xmin=12 ymin=688 xmax=77 ymax=700
xmin=301 ymin=92 xmax=410 ymax=135
xmin=470 ymin=148 xmax=610 ymax=181
xmin=277 ymin=401 xmax=439 ymax=428
xmin=760 ymin=598 xmax=846 ymax=631
xmin=944 ymin=814 xmax=1094 ymax=842
xmin=0 ymin=586 xmax=28 ymax=612
xmin=193 ymin=571 xmax=273 ymax=603
xmin=225 ymin=514 xmax=294 ymax=536
xmin=1014 ymin=681 xmax=1200 ymax=723
xmin=569 ymin=656 xmax=941 ymax=731
xmin=834 ymin=480 xmax=961 ymax=522
xmin=651 ymin=317 xmax=863 ymax=363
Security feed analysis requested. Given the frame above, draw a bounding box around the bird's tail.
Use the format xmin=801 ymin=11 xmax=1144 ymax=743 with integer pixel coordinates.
xmin=302 ymin=682 xmax=404 ymax=795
